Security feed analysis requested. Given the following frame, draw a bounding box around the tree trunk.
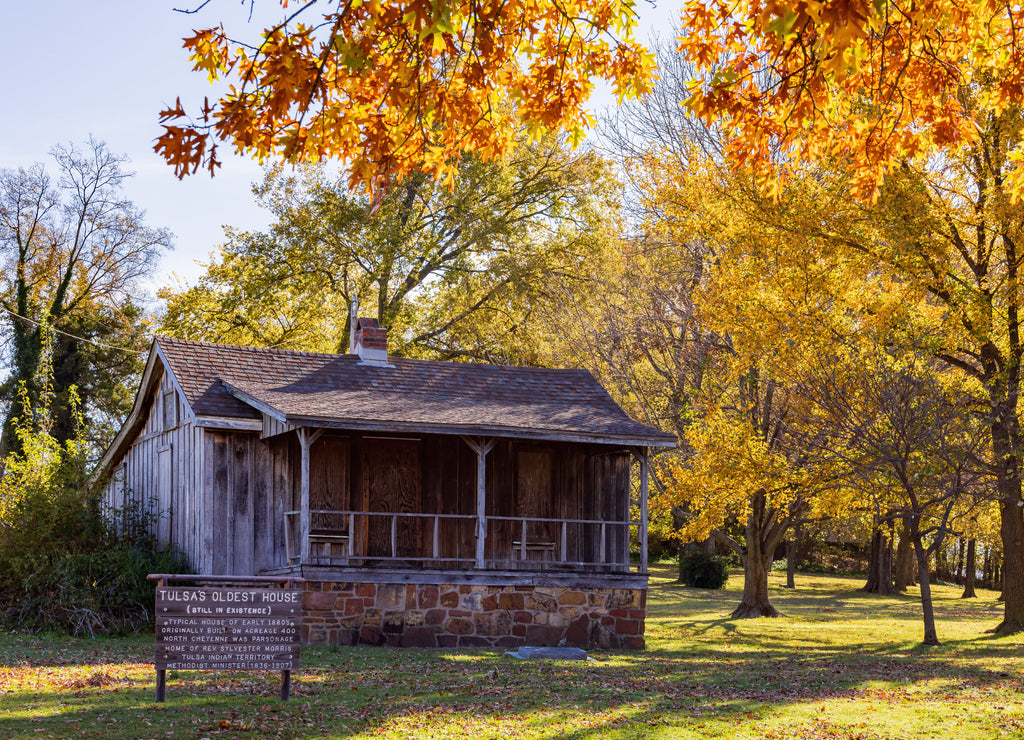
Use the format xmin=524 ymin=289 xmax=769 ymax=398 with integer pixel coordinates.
xmin=785 ymin=539 xmax=796 ymax=589
xmin=732 ymin=549 xmax=781 ymax=617
xmin=910 ymin=529 xmax=941 ymax=646
xmin=894 ymin=518 xmax=915 ymax=591
xmin=992 ymin=414 xmax=1024 ymax=633
xmin=731 ymin=514 xmax=782 ymax=618
xmin=955 ymin=538 xmax=966 ymax=586
xmin=863 ymin=527 xmax=896 ymax=594
xmin=962 ymin=538 xmax=977 ymax=599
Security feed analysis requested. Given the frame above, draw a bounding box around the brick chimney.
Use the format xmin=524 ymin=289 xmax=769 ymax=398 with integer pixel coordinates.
xmin=353 ymin=317 xmax=391 ymax=366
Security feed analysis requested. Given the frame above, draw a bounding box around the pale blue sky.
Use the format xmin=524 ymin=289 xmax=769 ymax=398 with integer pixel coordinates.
xmin=1 ymin=1 xmax=674 ymax=293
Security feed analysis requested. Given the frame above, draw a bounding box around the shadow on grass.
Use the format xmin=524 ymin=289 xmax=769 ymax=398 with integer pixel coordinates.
xmin=1 ymin=570 xmax=1021 ymax=739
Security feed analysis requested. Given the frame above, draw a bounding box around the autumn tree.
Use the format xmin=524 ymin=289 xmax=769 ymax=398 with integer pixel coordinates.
xmin=160 ymin=133 xmax=616 ymax=362
xmin=0 ymin=140 xmax=171 ymax=453
xmin=798 ymin=344 xmax=991 ymax=645
xmin=676 ymin=1 xmax=1024 ymax=200
xmin=156 ymin=0 xmax=654 ymax=190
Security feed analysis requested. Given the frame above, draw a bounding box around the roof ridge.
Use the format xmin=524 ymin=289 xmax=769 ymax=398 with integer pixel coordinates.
xmin=155 ymin=335 xmax=593 ymax=375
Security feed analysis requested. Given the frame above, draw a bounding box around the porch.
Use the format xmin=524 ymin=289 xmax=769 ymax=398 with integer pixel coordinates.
xmin=272 ymin=430 xmax=652 ymax=578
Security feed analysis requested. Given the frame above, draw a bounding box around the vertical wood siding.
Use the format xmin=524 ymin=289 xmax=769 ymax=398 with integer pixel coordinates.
xmin=101 ymin=367 xmax=205 ymax=571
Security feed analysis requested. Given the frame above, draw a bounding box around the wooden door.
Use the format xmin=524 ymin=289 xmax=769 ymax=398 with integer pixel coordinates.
xmin=310 ymin=436 xmax=350 ymax=532
xmin=516 ymin=449 xmax=554 ymax=561
xmin=362 ymin=437 xmax=421 ymax=560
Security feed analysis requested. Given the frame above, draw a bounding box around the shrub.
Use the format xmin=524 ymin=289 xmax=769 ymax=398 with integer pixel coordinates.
xmin=0 ymin=376 xmax=188 ymax=636
xmin=678 ymin=547 xmax=730 ymax=589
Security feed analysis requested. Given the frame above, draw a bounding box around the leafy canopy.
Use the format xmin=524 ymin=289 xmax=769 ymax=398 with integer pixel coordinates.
xmin=156 ymin=0 xmax=655 ymax=191
xmin=677 ymin=0 xmax=1024 ymax=199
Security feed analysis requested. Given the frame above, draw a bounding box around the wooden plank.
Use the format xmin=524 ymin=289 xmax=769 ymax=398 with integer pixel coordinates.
xmin=252 ymin=439 xmax=272 ymax=571
xmin=640 ymin=448 xmax=649 ymax=574
xmin=210 ymin=432 xmax=229 ymax=574
xmin=362 ymin=437 xmax=422 ymax=559
xmin=232 ymin=435 xmax=254 ymax=575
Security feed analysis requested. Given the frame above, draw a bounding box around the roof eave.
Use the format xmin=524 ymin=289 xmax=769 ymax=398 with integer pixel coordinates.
xmin=281 ymin=413 xmax=677 ymax=448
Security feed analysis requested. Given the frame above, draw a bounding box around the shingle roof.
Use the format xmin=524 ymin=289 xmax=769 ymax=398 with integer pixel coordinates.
xmin=156 ymin=337 xmax=675 ymax=446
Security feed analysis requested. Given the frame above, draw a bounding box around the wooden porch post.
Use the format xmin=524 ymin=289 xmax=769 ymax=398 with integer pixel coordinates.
xmin=462 ymin=436 xmax=496 ymax=569
xmin=640 ymin=447 xmax=649 ymax=575
xmin=297 ymin=428 xmax=324 ymax=565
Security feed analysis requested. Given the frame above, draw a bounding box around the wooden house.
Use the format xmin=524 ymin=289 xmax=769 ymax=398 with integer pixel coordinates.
xmin=99 ymin=320 xmax=675 ymax=649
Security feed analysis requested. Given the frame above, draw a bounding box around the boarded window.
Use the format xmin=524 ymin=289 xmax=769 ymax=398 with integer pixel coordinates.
xmin=163 ymin=391 xmax=177 ymax=431
xmin=157 ymin=446 xmax=173 ymax=545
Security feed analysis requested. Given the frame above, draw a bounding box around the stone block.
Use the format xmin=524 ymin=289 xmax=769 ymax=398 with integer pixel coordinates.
xmin=307 ymin=628 xmax=327 ymax=645
xmin=418 ymin=587 xmax=439 ymax=609
xmin=359 ymin=625 xmax=386 ymax=645
xmin=525 ymin=625 xmax=563 ymax=646
xmin=558 ymin=606 xmax=581 ymax=620
xmin=425 ymin=609 xmax=446 ymax=626
xmin=533 ymin=612 xmax=548 ymax=625
xmin=339 ymin=615 xmax=363 ymax=630
xmin=364 ymin=608 xmax=383 ymax=626
xmin=621 ymin=636 xmax=646 ymax=651
xmin=628 ymin=609 xmax=646 ymax=620
xmin=564 ymin=616 xmax=589 ymax=648
xmin=591 ymin=622 xmax=614 ymax=649
xmin=559 ymin=591 xmax=587 ymax=606
xmin=511 ymin=624 xmax=526 ymax=638
xmin=404 ymin=610 xmax=424 ymax=627
xmin=615 ymin=618 xmax=640 ymax=635
xmin=588 ymin=592 xmax=606 ymax=607
xmin=605 ymin=589 xmax=640 ymax=608
xmin=525 ymin=592 xmax=557 ymax=612
xmin=474 ymin=610 xmax=512 ymax=637
xmin=547 ymin=614 xmax=568 ymax=628
xmin=437 ymin=634 xmax=459 ymax=648
xmin=303 ymin=592 xmax=339 ymax=611
xmin=337 ymin=628 xmax=358 ymax=646
xmin=403 ymin=627 xmax=438 ymax=648
xmin=495 ymin=635 xmax=523 ymax=648
xmin=344 ymin=598 xmax=365 ymax=617
xmin=440 ymin=590 xmax=459 ymax=608
xmin=480 ymin=593 xmax=498 ymax=611
xmin=513 ymin=611 xmax=533 ymax=624
xmin=460 ymin=593 xmax=483 ymax=610
xmin=445 ymin=617 xmax=474 ymax=635
xmin=498 ymin=592 xmax=524 ymax=610
xmin=459 ymin=585 xmax=472 ymax=594
xmin=460 ymin=635 xmax=492 ymax=648
xmin=609 ymin=608 xmax=630 ymax=618
xmin=376 ymin=584 xmax=406 ymax=610
xmin=355 ymin=583 xmax=376 ymax=598
xmin=382 ymin=612 xmax=405 ymax=633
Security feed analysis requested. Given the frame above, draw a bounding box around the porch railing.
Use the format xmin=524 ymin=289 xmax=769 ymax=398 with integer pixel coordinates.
xmin=283 ymin=510 xmax=643 ymax=573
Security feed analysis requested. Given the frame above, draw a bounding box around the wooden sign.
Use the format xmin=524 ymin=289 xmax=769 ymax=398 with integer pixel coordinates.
xmin=149 ymin=576 xmax=304 ymax=702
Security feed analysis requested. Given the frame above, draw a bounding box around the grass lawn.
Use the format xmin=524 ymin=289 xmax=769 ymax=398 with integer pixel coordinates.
xmin=1 ymin=567 xmax=1021 ymax=739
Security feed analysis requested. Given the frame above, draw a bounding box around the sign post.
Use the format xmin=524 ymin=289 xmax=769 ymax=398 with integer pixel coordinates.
xmin=148 ymin=574 xmax=303 ymax=702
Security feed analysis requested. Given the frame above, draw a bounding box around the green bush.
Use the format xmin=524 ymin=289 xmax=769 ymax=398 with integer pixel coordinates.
xmin=0 ymin=378 xmax=187 ymax=636
xmin=678 ymin=547 xmax=730 ymax=589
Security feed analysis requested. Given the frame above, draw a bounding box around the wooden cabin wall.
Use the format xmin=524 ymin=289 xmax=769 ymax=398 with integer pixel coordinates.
xmin=101 ymin=367 xmax=205 ymax=571
xmin=202 ymin=429 xmax=282 ymax=575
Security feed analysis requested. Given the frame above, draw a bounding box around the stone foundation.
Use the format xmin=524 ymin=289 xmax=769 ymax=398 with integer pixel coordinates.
xmin=300 ymin=581 xmax=646 ymax=650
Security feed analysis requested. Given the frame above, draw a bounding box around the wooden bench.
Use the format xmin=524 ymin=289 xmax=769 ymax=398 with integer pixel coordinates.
xmin=512 ymin=540 xmax=557 ymax=561
xmin=309 ymin=530 xmax=350 ymax=560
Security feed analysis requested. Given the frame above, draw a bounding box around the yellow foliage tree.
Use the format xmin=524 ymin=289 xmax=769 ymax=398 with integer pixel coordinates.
xmin=677 ymin=0 xmax=1024 ymax=200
